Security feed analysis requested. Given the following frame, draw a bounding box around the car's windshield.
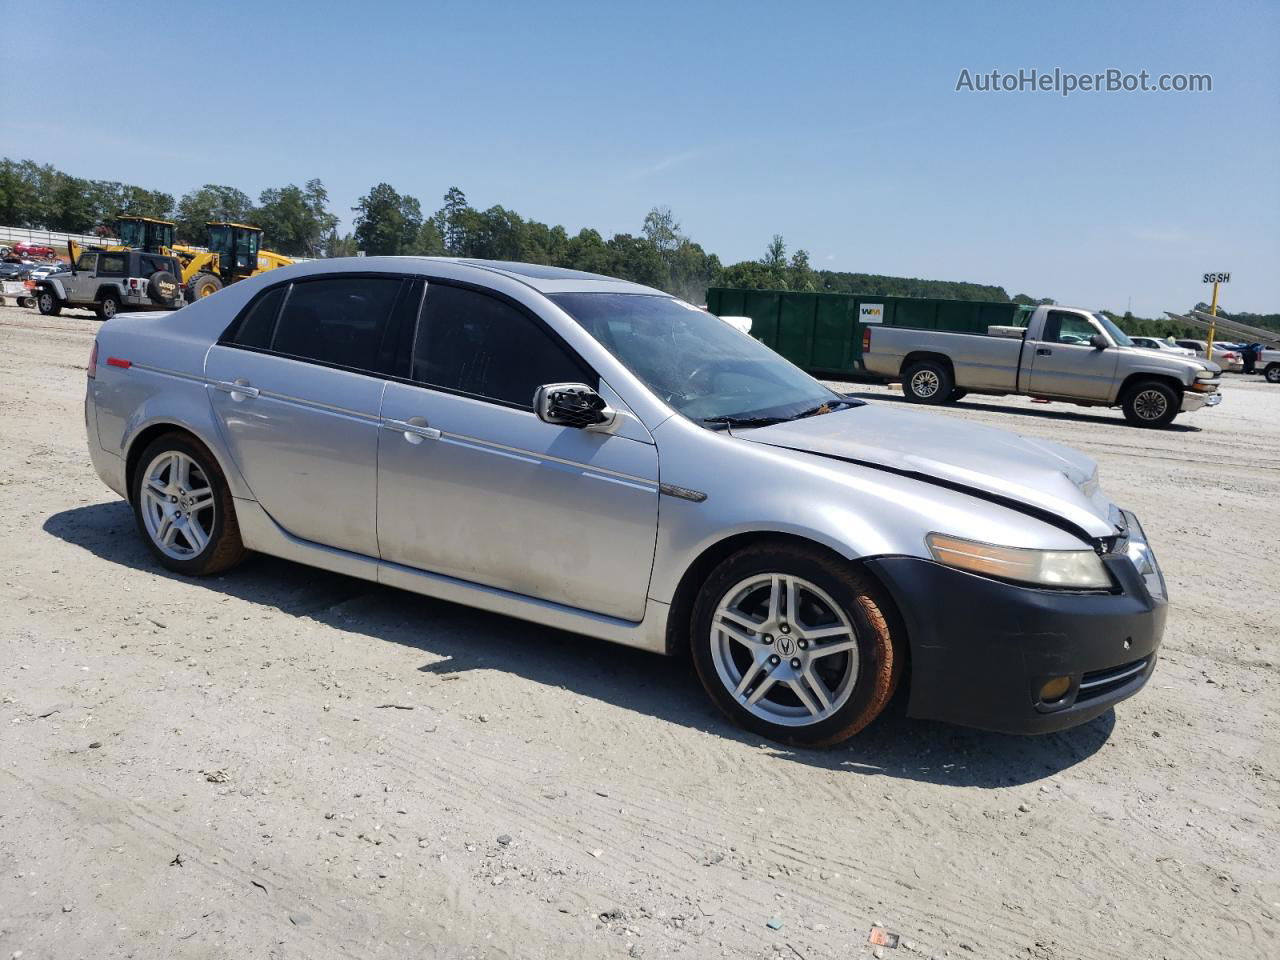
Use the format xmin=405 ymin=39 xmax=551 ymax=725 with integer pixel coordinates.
xmin=550 ymin=293 xmax=848 ymax=425
xmin=1092 ymin=312 xmax=1134 ymax=347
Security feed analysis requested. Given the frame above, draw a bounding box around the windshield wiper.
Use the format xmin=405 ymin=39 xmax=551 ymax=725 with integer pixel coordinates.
xmin=701 ymin=414 xmax=788 ymax=427
xmin=790 ymin=398 xmax=863 ymax=420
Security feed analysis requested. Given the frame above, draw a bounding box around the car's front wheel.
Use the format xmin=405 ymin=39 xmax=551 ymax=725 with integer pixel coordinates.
xmin=1121 ymin=379 xmax=1179 ymax=427
xmin=131 ymin=433 xmax=247 ymax=576
xmin=691 ymin=542 xmax=902 ymax=747
xmin=1266 ymin=364 xmax=1280 ymax=384
xmin=36 ymin=290 xmax=61 ymax=315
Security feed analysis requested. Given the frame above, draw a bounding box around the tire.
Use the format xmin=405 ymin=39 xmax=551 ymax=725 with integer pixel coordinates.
xmin=690 ymin=541 xmax=903 ymax=747
xmin=146 ymin=270 xmax=181 ymax=307
xmin=1121 ymin=379 xmax=1179 ymax=428
xmin=947 ymin=388 xmax=968 ymax=403
xmin=130 ymin=432 xmax=247 ymax=576
xmin=95 ymin=292 xmax=120 ymax=321
xmin=36 ymin=290 xmax=62 ymax=316
xmin=187 ymin=272 xmax=223 ymax=301
xmin=901 ymin=359 xmax=954 ymax=405
xmin=1266 ymin=365 xmax=1280 ymax=384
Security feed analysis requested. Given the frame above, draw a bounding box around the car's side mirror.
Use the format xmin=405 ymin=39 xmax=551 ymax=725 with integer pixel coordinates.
xmin=534 ymin=383 xmax=617 ymax=432
xmin=1089 ymin=334 xmax=1108 ymax=350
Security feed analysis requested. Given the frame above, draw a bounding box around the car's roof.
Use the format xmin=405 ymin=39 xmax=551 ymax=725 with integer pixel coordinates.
xmin=436 ymin=258 xmax=663 ymax=295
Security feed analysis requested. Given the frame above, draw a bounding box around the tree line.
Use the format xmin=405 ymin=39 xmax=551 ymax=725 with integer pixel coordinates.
xmin=1 ymin=156 xmax=1271 ymax=334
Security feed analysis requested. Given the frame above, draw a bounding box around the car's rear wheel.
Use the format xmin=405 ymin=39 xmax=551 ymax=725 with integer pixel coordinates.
xmin=96 ymin=292 xmax=120 ymax=321
xmin=131 ymin=433 xmax=247 ymax=576
xmin=691 ymin=542 xmax=902 ymax=747
xmin=1266 ymin=364 xmax=1280 ymax=384
xmin=1121 ymin=379 xmax=1179 ymax=427
xmin=901 ymin=359 xmax=953 ymax=405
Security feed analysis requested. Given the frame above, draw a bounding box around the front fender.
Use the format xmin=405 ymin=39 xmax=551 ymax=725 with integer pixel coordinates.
xmin=645 ymin=414 xmax=1086 ymax=605
xmin=38 ymin=278 xmax=67 ymax=300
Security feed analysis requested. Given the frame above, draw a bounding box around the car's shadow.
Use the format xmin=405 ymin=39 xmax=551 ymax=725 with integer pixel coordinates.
xmin=44 ymin=501 xmax=1115 ymax=788
xmin=837 ymin=389 xmax=1204 ymax=432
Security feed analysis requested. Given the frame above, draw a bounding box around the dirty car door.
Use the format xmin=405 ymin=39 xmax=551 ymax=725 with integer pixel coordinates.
xmin=376 ymin=281 xmax=659 ymax=621
xmin=205 ymin=275 xmax=406 ymax=556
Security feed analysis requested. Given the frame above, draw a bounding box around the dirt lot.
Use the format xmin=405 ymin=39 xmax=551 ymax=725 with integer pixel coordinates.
xmin=0 ymin=304 xmax=1276 ymax=960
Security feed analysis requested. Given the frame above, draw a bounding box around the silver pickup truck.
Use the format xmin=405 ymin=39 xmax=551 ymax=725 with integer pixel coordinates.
xmin=862 ymin=304 xmax=1222 ymax=427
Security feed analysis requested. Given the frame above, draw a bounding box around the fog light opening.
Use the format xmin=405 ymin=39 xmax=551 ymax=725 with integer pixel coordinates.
xmin=1039 ymin=676 xmax=1072 ymax=703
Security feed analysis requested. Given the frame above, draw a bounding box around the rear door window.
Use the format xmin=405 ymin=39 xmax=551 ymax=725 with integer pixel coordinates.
xmin=230 ymin=286 xmax=286 ymax=349
xmin=97 ymin=253 xmax=127 ymax=277
xmin=411 ymin=283 xmax=591 ymax=407
xmin=269 ymin=276 xmax=402 ymax=372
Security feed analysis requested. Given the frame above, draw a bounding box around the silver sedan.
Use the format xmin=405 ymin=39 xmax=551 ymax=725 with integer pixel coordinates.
xmin=85 ymin=258 xmax=1166 ymax=745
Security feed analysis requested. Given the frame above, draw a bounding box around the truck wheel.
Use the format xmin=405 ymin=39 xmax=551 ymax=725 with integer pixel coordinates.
xmin=902 ymin=360 xmax=954 ymax=405
xmin=36 ymin=291 xmax=61 ymax=315
xmin=187 ymin=273 xmax=223 ymax=301
xmin=1122 ymin=380 xmax=1179 ymax=428
xmin=95 ymin=292 xmax=120 ymax=321
xmin=1266 ymin=365 xmax=1280 ymax=384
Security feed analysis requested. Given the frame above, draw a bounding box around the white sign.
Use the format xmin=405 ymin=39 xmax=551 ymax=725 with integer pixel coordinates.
xmin=1202 ymin=272 xmax=1230 ymax=283
xmin=859 ymin=303 xmax=885 ymax=324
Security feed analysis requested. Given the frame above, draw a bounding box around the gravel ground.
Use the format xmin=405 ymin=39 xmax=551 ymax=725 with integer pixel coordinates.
xmin=0 ymin=303 xmax=1276 ymax=960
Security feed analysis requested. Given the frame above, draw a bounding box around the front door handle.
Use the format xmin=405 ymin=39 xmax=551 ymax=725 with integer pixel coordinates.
xmin=1036 ymin=348 xmax=1053 ymax=356
xmin=383 ymin=417 xmax=441 ymax=445
xmin=213 ymin=379 xmax=260 ymax=400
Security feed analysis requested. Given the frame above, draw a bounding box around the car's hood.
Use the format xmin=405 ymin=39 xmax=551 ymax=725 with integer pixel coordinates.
xmin=1116 ymin=346 xmax=1218 ymax=376
xmin=736 ymin=405 xmax=1119 ymax=538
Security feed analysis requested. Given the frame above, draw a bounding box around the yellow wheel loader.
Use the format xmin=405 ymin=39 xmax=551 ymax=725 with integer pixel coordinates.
xmin=109 ymin=216 xmax=294 ymax=301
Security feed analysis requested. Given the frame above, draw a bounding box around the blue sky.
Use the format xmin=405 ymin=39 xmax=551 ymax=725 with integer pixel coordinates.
xmin=7 ymin=0 xmax=1277 ymax=316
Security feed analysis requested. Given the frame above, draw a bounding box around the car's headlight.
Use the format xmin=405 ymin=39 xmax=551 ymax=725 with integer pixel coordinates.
xmin=926 ymin=533 xmax=1112 ymax=589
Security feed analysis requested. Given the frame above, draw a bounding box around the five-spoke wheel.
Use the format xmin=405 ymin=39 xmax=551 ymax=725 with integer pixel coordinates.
xmin=692 ymin=541 xmax=902 ymax=746
xmin=130 ymin=433 xmax=246 ymax=575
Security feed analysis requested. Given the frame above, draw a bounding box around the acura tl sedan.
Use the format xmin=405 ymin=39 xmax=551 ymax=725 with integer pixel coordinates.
xmin=84 ymin=259 xmax=1166 ymax=745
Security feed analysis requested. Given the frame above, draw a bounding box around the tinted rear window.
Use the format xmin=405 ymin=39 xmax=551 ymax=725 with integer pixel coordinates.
xmin=232 ymin=286 xmax=286 ymax=349
xmin=271 ymin=276 xmax=401 ymax=371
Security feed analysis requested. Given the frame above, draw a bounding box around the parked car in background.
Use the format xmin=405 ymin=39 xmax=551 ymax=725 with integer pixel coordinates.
xmin=10 ymin=241 xmax=56 ymax=259
xmin=1130 ymin=336 xmax=1197 ymax=358
xmin=861 ymin=304 xmax=1222 ymax=427
xmin=1256 ymin=347 xmax=1280 ymax=383
xmin=83 ymin=257 xmax=1167 ymax=745
xmin=28 ymin=263 xmax=69 ymax=282
xmin=1175 ymin=340 xmax=1244 ymax=372
xmin=34 ymin=249 xmax=183 ymax=319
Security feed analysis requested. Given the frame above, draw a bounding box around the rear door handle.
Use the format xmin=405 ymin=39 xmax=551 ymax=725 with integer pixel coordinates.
xmin=213 ymin=379 xmax=260 ymax=399
xmin=1036 ymin=348 xmax=1053 ymax=356
xmin=383 ymin=417 xmax=441 ymax=445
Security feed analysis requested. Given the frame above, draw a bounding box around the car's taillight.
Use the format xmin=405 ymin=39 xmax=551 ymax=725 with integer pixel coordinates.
xmin=129 ymin=278 xmax=139 ymax=289
xmin=863 ymin=328 xmax=872 ymax=352
xmin=87 ymin=341 xmax=98 ymax=379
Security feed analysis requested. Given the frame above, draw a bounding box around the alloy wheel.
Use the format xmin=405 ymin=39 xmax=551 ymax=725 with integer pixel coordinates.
xmin=910 ymin=369 xmax=940 ymax=398
xmin=1133 ymin=388 xmax=1169 ymax=421
xmin=709 ymin=574 xmax=860 ymax=727
xmin=139 ymin=451 xmax=216 ymax=560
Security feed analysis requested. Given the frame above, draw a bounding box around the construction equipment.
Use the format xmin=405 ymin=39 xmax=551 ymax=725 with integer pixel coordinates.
xmin=108 ymin=216 xmax=294 ymax=302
